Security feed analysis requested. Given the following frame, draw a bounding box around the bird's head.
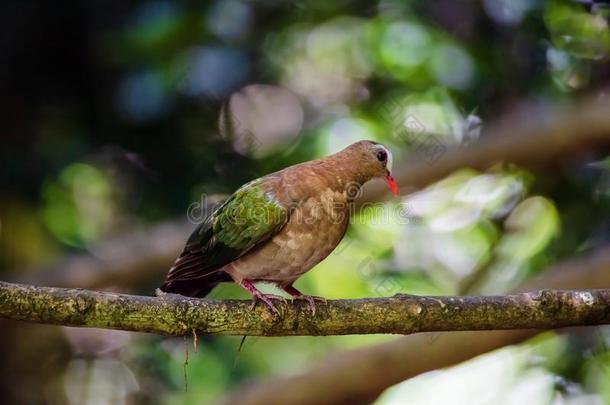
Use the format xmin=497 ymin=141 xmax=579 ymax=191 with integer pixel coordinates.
xmin=338 ymin=140 xmax=399 ymax=196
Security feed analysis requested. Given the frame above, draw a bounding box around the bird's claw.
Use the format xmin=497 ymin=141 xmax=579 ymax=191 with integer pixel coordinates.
xmin=250 ymin=292 xmax=287 ymax=315
xmin=294 ymin=295 xmax=327 ymax=315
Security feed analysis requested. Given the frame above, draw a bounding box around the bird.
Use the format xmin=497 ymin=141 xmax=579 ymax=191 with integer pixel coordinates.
xmin=159 ymin=140 xmax=399 ymax=314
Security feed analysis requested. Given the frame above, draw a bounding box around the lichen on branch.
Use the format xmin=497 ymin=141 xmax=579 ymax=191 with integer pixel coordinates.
xmin=1 ymin=281 xmax=610 ymax=336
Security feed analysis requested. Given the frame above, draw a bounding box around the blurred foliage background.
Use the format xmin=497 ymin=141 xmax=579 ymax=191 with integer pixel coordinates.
xmin=3 ymin=0 xmax=610 ymax=404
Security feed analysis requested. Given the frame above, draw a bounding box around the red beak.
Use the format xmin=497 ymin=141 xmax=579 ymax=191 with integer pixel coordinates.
xmin=386 ymin=174 xmax=399 ymax=196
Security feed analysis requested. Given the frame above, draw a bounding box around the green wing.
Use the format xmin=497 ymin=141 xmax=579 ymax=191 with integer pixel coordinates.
xmin=161 ymin=178 xmax=288 ymax=296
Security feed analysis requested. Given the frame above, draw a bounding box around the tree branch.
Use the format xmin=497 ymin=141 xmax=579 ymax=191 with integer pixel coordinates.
xmin=2 ymin=281 xmax=610 ymax=336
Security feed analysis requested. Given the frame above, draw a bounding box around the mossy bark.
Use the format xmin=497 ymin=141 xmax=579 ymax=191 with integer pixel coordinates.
xmin=1 ymin=281 xmax=610 ymax=336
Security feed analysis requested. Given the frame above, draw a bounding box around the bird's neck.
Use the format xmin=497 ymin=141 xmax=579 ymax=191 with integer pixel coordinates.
xmin=315 ymin=154 xmax=370 ymax=198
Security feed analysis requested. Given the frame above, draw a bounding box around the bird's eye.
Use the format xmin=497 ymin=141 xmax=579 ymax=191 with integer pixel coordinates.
xmin=376 ymin=150 xmax=387 ymax=162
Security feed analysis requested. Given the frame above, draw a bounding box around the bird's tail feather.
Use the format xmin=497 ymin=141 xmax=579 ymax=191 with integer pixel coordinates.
xmin=160 ymin=277 xmax=223 ymax=297
xmin=160 ymin=248 xmax=233 ymax=297
xmin=160 ymin=269 xmax=233 ymax=297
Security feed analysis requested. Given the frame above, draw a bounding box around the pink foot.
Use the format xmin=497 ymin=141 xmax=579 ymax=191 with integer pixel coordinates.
xmin=240 ymin=280 xmax=286 ymax=315
xmin=282 ymin=285 xmax=327 ymax=315
xmin=295 ymin=295 xmax=327 ymax=315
